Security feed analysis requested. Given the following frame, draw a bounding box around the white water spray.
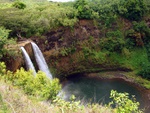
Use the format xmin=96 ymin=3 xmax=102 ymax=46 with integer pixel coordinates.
xmin=20 ymin=47 xmax=36 ymax=75
xmin=31 ymin=42 xmax=53 ymax=79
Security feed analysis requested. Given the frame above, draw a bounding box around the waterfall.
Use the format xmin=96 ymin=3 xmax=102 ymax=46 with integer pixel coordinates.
xmin=20 ymin=47 xmax=36 ymax=75
xmin=31 ymin=42 xmax=53 ymax=79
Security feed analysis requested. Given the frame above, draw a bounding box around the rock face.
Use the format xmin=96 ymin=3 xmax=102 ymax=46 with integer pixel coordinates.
xmin=3 ymin=19 xmax=141 ymax=76
xmin=46 ymin=20 xmax=100 ymax=50
xmin=2 ymin=20 xmax=132 ymax=76
xmin=3 ymin=55 xmax=23 ymax=72
xmin=30 ymin=19 xmax=131 ymax=77
xmin=2 ymin=40 xmax=34 ymax=72
xmin=30 ymin=20 xmax=104 ymax=77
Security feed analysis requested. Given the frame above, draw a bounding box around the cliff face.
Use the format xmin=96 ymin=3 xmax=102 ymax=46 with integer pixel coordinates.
xmin=2 ymin=20 xmax=103 ymax=74
xmin=4 ymin=19 xmax=150 ymax=77
xmin=31 ymin=20 xmax=104 ymax=77
xmin=2 ymin=40 xmax=34 ymax=72
xmin=31 ymin=20 xmax=100 ymax=51
xmin=2 ymin=19 xmax=132 ymax=76
xmin=30 ymin=19 xmax=132 ymax=77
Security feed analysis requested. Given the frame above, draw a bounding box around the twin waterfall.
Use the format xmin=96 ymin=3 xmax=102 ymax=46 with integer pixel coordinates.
xmin=21 ymin=42 xmax=53 ymax=79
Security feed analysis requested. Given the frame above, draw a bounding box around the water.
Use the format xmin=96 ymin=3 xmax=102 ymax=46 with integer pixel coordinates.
xmin=60 ymin=73 xmax=149 ymax=111
xmin=31 ymin=42 xmax=53 ymax=79
xmin=20 ymin=47 xmax=36 ymax=75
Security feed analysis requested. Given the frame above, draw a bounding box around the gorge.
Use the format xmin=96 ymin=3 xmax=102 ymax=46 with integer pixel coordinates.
xmin=0 ymin=0 xmax=150 ymax=112
xmin=19 ymin=41 xmax=150 ymax=113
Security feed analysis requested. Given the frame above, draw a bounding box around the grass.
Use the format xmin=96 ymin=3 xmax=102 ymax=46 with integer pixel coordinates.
xmin=0 ymin=79 xmax=53 ymax=113
xmin=0 ymin=79 xmax=113 ymax=113
xmin=125 ymin=72 xmax=150 ymax=89
xmin=124 ymin=48 xmax=149 ymax=70
xmin=107 ymin=48 xmax=148 ymax=70
xmin=85 ymin=47 xmax=150 ymax=89
xmin=102 ymin=48 xmax=150 ymax=89
xmin=0 ymin=3 xmax=12 ymax=9
xmin=0 ymin=93 xmax=9 ymax=113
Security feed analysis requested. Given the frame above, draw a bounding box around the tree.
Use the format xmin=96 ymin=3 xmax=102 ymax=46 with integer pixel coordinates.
xmin=116 ymin=0 xmax=148 ymax=21
xmin=0 ymin=27 xmax=16 ymax=59
xmin=0 ymin=27 xmax=10 ymax=58
xmin=74 ymin=0 xmax=92 ymax=19
xmin=12 ymin=0 xmax=26 ymax=9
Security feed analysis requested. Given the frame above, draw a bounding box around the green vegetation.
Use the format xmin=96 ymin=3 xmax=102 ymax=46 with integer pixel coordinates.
xmin=0 ymin=0 xmax=149 ymax=79
xmin=12 ymin=0 xmax=26 ymax=9
xmin=0 ymin=62 xmax=142 ymax=113
xmin=73 ymin=0 xmax=97 ymax=19
xmin=0 ymin=27 xmax=10 ymax=58
xmin=0 ymin=93 xmax=9 ymax=113
xmin=109 ymin=90 xmax=142 ymax=113
xmin=115 ymin=0 xmax=148 ymax=21
xmin=0 ymin=0 xmax=149 ymax=38
xmin=0 ymin=27 xmax=16 ymax=59
xmin=0 ymin=62 xmax=61 ymax=100
xmin=0 ymin=0 xmax=150 ymax=112
xmin=0 ymin=1 xmax=77 ymax=37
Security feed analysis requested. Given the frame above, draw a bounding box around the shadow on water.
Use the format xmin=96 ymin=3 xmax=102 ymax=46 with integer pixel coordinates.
xmin=60 ymin=73 xmax=150 ymax=113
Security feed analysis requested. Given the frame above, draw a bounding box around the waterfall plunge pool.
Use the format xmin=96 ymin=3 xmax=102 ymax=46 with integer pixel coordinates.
xmin=60 ymin=72 xmax=150 ymax=112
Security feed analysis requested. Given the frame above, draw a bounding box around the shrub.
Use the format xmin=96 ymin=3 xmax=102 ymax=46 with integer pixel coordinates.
xmin=137 ymin=63 xmax=150 ymax=79
xmin=116 ymin=0 xmax=148 ymax=21
xmin=109 ymin=90 xmax=143 ymax=113
xmin=125 ymin=29 xmax=137 ymax=49
xmin=132 ymin=21 xmax=148 ymax=32
xmin=106 ymin=30 xmax=123 ymax=38
xmin=0 ymin=27 xmax=16 ymax=59
xmin=0 ymin=94 xmax=8 ymax=113
xmin=93 ymin=51 xmax=107 ymax=64
xmin=12 ymin=69 xmax=61 ymax=100
xmin=82 ymin=47 xmax=95 ymax=59
xmin=12 ymin=0 xmax=26 ymax=9
xmin=0 ymin=62 xmax=6 ymax=76
xmin=126 ymin=21 xmax=150 ymax=61
xmin=125 ymin=21 xmax=149 ymax=49
xmin=0 ymin=3 xmax=77 ymax=38
xmin=0 ymin=63 xmax=61 ymax=100
xmin=53 ymin=96 xmax=83 ymax=112
xmin=74 ymin=0 xmax=93 ymax=19
xmin=99 ymin=37 xmax=125 ymax=53
xmin=60 ymin=46 xmax=76 ymax=56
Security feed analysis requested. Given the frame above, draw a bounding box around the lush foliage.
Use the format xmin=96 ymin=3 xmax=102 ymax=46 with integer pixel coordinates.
xmin=0 ymin=2 xmax=77 ymax=38
xmin=0 ymin=94 xmax=8 ymax=113
xmin=0 ymin=27 xmax=10 ymax=56
xmin=124 ymin=21 xmax=150 ymax=78
xmin=52 ymin=96 xmax=84 ymax=112
xmin=0 ymin=62 xmax=6 ymax=75
xmin=0 ymin=61 xmax=143 ymax=112
xmin=0 ymin=27 xmax=16 ymax=59
xmin=138 ymin=63 xmax=150 ymax=79
xmin=76 ymin=0 xmax=146 ymax=23
xmin=0 ymin=62 xmax=61 ymax=100
xmin=0 ymin=0 xmax=149 ymax=112
xmin=99 ymin=37 xmax=125 ymax=53
xmin=12 ymin=0 xmax=26 ymax=9
xmin=109 ymin=90 xmax=142 ymax=113
xmin=0 ymin=0 xmax=149 ymax=38
xmin=115 ymin=0 xmax=148 ymax=21
xmin=74 ymin=0 xmax=95 ymax=19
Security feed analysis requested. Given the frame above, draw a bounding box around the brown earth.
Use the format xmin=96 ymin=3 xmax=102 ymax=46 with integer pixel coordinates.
xmin=2 ymin=19 xmax=150 ymax=76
